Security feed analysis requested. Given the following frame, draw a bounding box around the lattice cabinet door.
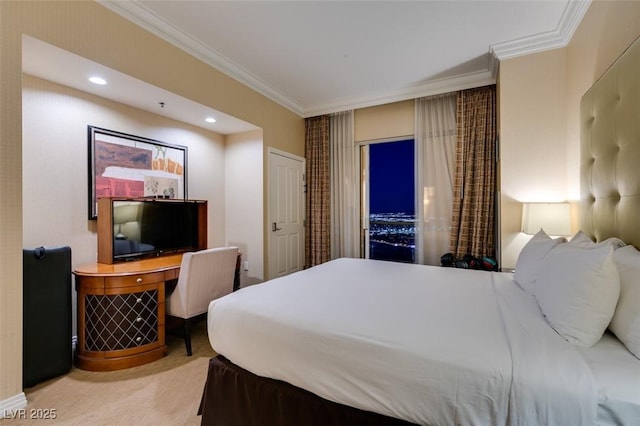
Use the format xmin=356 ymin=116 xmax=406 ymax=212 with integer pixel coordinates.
xmin=75 ymin=273 xmax=166 ymax=371
xmin=85 ymin=288 xmax=159 ymax=351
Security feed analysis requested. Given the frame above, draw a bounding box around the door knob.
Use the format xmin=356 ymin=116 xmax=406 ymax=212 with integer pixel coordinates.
xmin=272 ymin=222 xmax=282 ymax=232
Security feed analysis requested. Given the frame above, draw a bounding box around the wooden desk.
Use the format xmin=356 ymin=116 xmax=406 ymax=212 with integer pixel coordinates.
xmin=73 ymin=254 xmax=182 ymax=371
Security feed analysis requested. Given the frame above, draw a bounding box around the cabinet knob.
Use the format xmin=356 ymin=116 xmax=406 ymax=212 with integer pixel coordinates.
xmin=136 ymin=317 xmax=142 ymax=323
xmin=136 ymin=277 xmax=143 ymax=283
xmin=136 ymin=298 xmax=142 ymax=303
xmin=135 ymin=336 xmax=142 ymax=342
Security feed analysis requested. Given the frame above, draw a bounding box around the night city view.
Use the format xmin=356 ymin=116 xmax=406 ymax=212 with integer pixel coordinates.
xmin=368 ymin=140 xmax=415 ymax=263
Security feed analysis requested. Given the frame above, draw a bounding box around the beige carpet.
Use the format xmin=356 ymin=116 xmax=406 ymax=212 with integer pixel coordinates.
xmin=5 ymin=319 xmax=215 ymax=426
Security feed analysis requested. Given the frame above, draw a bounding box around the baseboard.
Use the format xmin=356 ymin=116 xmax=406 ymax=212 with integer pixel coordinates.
xmin=1 ymin=392 xmax=27 ymax=418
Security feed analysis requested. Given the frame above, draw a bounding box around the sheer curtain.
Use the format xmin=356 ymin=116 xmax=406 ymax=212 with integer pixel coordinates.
xmin=415 ymin=93 xmax=457 ymax=265
xmin=330 ymin=110 xmax=359 ymax=259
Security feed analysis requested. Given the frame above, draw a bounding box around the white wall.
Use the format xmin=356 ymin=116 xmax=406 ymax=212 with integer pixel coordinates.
xmin=225 ymin=130 xmax=264 ymax=284
xmin=22 ymin=74 xmax=253 ymax=335
xmin=23 ymin=75 xmax=230 ymax=267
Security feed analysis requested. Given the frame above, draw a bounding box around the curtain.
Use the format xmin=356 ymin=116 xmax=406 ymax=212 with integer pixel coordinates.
xmin=450 ymin=85 xmax=497 ymax=259
xmin=415 ymin=93 xmax=457 ymax=266
xmin=304 ymin=115 xmax=331 ymax=268
xmin=330 ymin=110 xmax=359 ymax=259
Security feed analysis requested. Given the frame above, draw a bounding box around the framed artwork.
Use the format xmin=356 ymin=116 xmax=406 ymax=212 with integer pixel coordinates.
xmin=87 ymin=126 xmax=188 ymax=219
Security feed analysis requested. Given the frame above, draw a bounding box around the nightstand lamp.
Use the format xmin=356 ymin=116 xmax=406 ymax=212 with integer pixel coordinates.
xmin=521 ymin=202 xmax=571 ymax=236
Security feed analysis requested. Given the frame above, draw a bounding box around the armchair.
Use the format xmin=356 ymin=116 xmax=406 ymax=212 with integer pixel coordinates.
xmin=166 ymin=246 xmax=239 ymax=355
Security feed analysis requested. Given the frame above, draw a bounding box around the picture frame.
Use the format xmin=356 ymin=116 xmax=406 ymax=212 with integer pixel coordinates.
xmin=87 ymin=126 xmax=188 ymax=219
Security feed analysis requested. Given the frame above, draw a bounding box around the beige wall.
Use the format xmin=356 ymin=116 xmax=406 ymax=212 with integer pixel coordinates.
xmin=499 ymin=0 xmax=640 ymax=268
xmin=353 ymin=1 xmax=640 ymax=269
xmin=565 ymin=0 xmax=640 ymax=200
xmin=499 ymin=48 xmax=569 ymax=267
xmin=354 ymin=100 xmax=415 ymax=142
xmin=1 ymin=0 xmax=302 ymax=407
xmin=3 ymin=0 xmax=640 ymax=409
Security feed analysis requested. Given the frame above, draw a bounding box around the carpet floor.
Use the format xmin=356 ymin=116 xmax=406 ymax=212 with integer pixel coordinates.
xmin=4 ymin=319 xmax=215 ymax=426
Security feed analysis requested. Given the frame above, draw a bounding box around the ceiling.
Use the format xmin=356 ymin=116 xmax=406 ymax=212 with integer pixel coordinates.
xmin=23 ymin=1 xmax=591 ymax=133
xmin=22 ymin=35 xmax=260 ymax=135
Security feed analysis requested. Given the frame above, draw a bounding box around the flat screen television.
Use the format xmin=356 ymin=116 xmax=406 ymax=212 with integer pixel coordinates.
xmin=97 ymin=197 xmax=207 ymax=263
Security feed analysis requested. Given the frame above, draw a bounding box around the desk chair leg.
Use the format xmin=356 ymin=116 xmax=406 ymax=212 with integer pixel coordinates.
xmin=183 ymin=318 xmax=192 ymax=356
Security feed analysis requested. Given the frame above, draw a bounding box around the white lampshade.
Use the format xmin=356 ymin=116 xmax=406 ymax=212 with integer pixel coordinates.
xmin=521 ymin=202 xmax=571 ymax=236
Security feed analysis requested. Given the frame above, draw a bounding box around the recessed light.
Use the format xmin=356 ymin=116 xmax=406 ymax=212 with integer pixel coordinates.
xmin=89 ymin=76 xmax=107 ymax=85
xmin=205 ymin=117 xmax=216 ymax=123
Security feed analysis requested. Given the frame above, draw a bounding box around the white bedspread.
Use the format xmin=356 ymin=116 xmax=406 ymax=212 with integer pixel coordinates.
xmin=208 ymin=258 xmax=598 ymax=425
xmin=578 ymin=332 xmax=640 ymax=426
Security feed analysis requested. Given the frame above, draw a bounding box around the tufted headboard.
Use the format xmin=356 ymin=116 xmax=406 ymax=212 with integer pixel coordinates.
xmin=580 ymin=35 xmax=640 ymax=248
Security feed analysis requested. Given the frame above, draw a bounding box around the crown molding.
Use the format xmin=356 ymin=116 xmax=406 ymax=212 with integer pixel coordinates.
xmin=98 ymin=0 xmax=305 ymax=116
xmin=99 ymin=0 xmax=588 ymax=117
xmin=491 ymin=0 xmax=591 ymax=60
xmin=302 ymin=69 xmax=495 ymax=117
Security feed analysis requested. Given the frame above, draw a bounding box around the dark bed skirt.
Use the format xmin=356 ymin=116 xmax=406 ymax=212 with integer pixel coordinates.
xmin=199 ymin=355 xmax=416 ymax=426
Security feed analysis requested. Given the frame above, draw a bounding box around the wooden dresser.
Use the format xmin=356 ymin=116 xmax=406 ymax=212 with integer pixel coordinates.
xmin=73 ymin=254 xmax=182 ymax=371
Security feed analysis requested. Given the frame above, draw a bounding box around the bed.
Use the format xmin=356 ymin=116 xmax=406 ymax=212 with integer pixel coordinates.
xmin=199 ymin=35 xmax=640 ymax=426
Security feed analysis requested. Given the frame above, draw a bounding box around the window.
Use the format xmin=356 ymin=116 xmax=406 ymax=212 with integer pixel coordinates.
xmin=361 ymin=139 xmax=415 ymax=263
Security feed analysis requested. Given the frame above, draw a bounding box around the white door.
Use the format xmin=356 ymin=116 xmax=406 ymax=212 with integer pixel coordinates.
xmin=268 ymin=149 xmax=305 ymax=279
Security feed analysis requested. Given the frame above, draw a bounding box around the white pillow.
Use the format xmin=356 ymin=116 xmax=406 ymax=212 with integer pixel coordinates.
xmin=601 ymin=237 xmax=626 ymax=249
xmin=514 ymin=229 xmax=564 ymax=295
xmin=534 ymin=244 xmax=620 ymax=347
xmin=610 ymin=245 xmax=640 ymax=358
xmin=568 ymin=230 xmax=593 ymax=246
xmin=569 ymin=230 xmax=626 ymax=249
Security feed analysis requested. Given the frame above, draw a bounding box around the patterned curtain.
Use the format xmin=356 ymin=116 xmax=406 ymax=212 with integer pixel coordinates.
xmin=450 ymin=85 xmax=497 ymax=259
xmin=304 ymin=115 xmax=331 ymax=268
